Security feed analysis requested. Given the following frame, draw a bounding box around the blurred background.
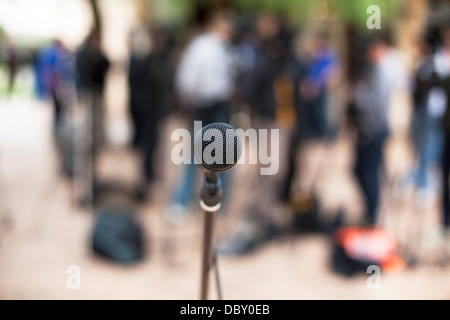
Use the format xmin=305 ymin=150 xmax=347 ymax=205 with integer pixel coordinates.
xmin=1 ymin=0 xmax=450 ymax=299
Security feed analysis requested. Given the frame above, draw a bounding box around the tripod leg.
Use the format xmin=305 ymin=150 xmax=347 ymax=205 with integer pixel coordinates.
xmin=200 ymin=211 xmax=216 ymax=300
xmin=213 ymin=250 xmax=223 ymax=300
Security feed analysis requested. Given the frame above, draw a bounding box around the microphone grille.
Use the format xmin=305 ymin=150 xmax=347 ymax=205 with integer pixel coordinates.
xmin=194 ymin=122 xmax=242 ymax=172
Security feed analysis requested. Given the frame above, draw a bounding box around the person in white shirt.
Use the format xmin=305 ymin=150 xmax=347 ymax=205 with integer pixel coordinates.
xmin=168 ymin=11 xmax=235 ymax=223
xmin=176 ymin=11 xmax=234 ymax=115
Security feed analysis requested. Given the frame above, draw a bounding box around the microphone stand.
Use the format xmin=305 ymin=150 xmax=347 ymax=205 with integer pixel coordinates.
xmin=199 ymin=170 xmax=222 ymax=300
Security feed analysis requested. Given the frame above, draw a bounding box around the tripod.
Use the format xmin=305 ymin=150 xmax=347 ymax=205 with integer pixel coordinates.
xmin=199 ymin=171 xmax=223 ymax=300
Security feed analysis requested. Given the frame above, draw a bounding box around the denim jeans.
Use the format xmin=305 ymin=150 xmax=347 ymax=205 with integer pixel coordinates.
xmin=171 ymin=102 xmax=231 ymax=210
xmin=410 ymin=104 xmax=444 ymax=191
xmin=172 ymin=158 xmax=229 ymax=210
xmin=442 ymin=134 xmax=450 ymax=228
xmin=354 ymin=130 xmax=387 ymax=225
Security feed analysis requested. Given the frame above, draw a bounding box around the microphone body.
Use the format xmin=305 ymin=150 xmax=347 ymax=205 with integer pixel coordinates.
xmin=199 ymin=171 xmax=222 ymax=212
xmin=194 ymin=123 xmax=242 ymax=300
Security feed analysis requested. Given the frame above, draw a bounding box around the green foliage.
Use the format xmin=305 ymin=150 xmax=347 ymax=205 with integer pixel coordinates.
xmin=152 ymin=0 xmax=401 ymax=28
xmin=232 ymin=0 xmax=400 ymax=26
xmin=336 ymin=0 xmax=401 ymax=26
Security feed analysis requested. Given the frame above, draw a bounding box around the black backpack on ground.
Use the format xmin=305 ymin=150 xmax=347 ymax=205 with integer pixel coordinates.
xmin=91 ymin=205 xmax=145 ymax=264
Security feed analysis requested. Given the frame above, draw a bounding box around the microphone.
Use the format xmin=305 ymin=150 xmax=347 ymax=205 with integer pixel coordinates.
xmin=194 ymin=122 xmax=242 ymax=173
xmin=193 ymin=122 xmax=242 ymax=300
xmin=193 ymin=122 xmax=242 ymax=211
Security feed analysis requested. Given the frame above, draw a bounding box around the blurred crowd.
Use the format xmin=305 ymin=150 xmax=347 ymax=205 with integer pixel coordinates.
xmin=2 ymin=3 xmax=450 ymax=271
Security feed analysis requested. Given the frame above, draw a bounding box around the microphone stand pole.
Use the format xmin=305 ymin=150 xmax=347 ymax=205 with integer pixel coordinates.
xmin=199 ymin=171 xmax=222 ymax=300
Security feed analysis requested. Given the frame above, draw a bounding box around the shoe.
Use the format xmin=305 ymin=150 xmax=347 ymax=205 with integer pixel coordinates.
xmin=216 ymin=220 xmax=280 ymax=256
xmin=165 ymin=203 xmax=189 ymax=226
xmin=421 ymin=227 xmax=447 ymax=250
xmin=415 ymin=189 xmax=435 ymax=209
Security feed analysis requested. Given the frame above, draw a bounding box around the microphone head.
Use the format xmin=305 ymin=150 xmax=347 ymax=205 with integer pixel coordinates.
xmin=194 ymin=122 xmax=242 ymax=172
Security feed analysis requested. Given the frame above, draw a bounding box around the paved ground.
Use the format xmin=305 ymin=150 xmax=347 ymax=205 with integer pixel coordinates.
xmin=1 ymin=94 xmax=450 ymax=300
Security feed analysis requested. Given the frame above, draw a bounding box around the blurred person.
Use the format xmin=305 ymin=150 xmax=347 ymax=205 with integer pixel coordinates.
xmin=350 ymin=32 xmax=407 ymax=226
xmin=75 ymin=29 xmax=110 ymax=206
xmin=232 ymin=26 xmax=257 ymax=101
xmin=245 ymin=14 xmax=284 ymax=125
xmin=128 ymin=28 xmax=153 ymax=150
xmin=39 ymin=40 xmax=72 ymax=135
xmin=150 ymin=26 xmax=177 ymax=121
xmin=148 ymin=26 xmax=177 ymax=184
xmin=279 ymin=30 xmax=341 ymax=202
xmin=128 ymin=27 xmax=155 ymax=199
xmin=31 ymin=47 xmax=46 ymax=99
xmin=166 ymin=11 xmax=235 ymax=223
xmin=438 ymin=23 xmax=450 ymax=251
xmin=216 ymin=14 xmax=291 ymax=255
xmin=5 ymin=40 xmax=19 ymax=96
xmin=297 ymin=32 xmax=340 ymax=140
xmin=406 ymin=32 xmax=445 ymax=208
xmin=75 ymin=29 xmax=110 ymax=148
xmin=42 ymin=39 xmax=77 ymax=178
xmin=128 ymin=27 xmax=174 ymax=200
xmin=278 ymin=53 xmax=308 ymax=203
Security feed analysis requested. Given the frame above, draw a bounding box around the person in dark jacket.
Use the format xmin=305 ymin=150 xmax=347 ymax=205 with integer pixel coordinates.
xmin=438 ymin=24 xmax=450 ymax=250
xmin=351 ymin=33 xmax=407 ymax=226
xmin=75 ymin=29 xmax=110 ymax=207
xmin=407 ymin=33 xmax=445 ymax=207
xmin=128 ymin=27 xmax=174 ymax=200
